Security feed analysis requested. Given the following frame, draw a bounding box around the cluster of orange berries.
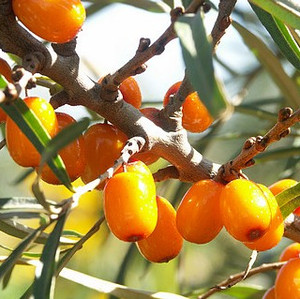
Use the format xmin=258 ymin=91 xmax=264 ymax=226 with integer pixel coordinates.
xmin=263 ymin=242 xmax=300 ymax=298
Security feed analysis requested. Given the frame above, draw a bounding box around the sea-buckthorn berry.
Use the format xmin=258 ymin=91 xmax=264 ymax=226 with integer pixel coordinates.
xmin=12 ymin=0 xmax=86 ymax=43
xmin=275 ymin=258 xmax=300 ymax=298
xmin=176 ymin=179 xmax=224 ymax=244
xmin=244 ymin=184 xmax=283 ymax=251
xmin=81 ymin=123 xmax=127 ymax=189
xmin=268 ymin=179 xmax=298 ymax=196
xmin=115 ymin=160 xmax=153 ymax=180
xmin=137 ymin=196 xmax=183 ymax=263
xmin=262 ymin=286 xmax=275 ymax=299
xmin=131 ymin=107 xmax=161 ymax=165
xmin=220 ymin=179 xmax=272 ymax=243
xmin=6 ymin=97 xmax=58 ymax=167
xmin=0 ymin=57 xmax=12 ymax=83
xmin=0 ymin=108 xmax=7 ymax=123
xmin=163 ymin=81 xmax=213 ymax=133
xmin=119 ymin=77 xmax=142 ymax=109
xmin=103 ymin=171 xmax=157 ymax=242
xmin=279 ymin=243 xmax=300 ymax=262
xmin=39 ymin=113 xmax=86 ymax=185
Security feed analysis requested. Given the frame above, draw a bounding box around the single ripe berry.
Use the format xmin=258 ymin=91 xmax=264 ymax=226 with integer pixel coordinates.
xmin=279 ymin=243 xmax=300 ymax=262
xmin=39 ymin=113 xmax=86 ymax=185
xmin=103 ymin=169 xmax=157 ymax=242
xmin=12 ymin=0 xmax=86 ymax=43
xmin=268 ymin=179 xmax=297 ymax=196
xmin=131 ymin=107 xmax=161 ymax=165
xmin=243 ymin=184 xmax=284 ymax=251
xmin=0 ymin=57 xmax=12 ymax=83
xmin=81 ymin=123 xmax=127 ymax=189
xmin=0 ymin=58 xmax=12 ymax=123
xmin=220 ymin=179 xmax=272 ymax=242
xmin=6 ymin=97 xmax=58 ymax=167
xmin=262 ymin=286 xmax=275 ymax=299
xmin=163 ymin=81 xmax=213 ymax=133
xmin=137 ymin=196 xmax=183 ymax=263
xmin=119 ymin=77 xmax=142 ymax=109
xmin=115 ymin=160 xmax=153 ymax=180
xmin=176 ymin=179 xmax=224 ymax=244
xmin=275 ymin=258 xmax=300 ymax=298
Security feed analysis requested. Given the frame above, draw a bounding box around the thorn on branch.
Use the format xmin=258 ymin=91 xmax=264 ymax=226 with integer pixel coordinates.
xmin=137 ymin=38 xmax=151 ymax=53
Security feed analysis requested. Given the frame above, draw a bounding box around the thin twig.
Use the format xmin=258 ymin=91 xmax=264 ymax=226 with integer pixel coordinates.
xmin=0 ymin=139 xmax=6 ymax=150
xmin=153 ymin=165 xmax=180 ymax=182
xmin=198 ymin=261 xmax=286 ymax=299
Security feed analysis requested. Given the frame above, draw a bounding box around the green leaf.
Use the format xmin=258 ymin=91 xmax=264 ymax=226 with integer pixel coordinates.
xmin=276 ymin=181 xmax=300 ymax=207
xmin=40 ymin=117 xmax=90 ymax=167
xmin=0 ymin=219 xmax=76 ymax=245
xmin=0 ymin=75 xmax=7 ymax=89
xmin=0 ymin=98 xmax=73 ymax=191
xmin=175 ymin=13 xmax=228 ymax=118
xmin=280 ymin=196 xmax=300 ymax=218
xmin=0 ymin=197 xmax=46 ymax=212
xmin=249 ymin=0 xmax=300 ymax=30
xmin=221 ymin=284 xmax=266 ymax=298
xmin=59 ymin=267 xmax=188 ymax=299
xmin=250 ymin=4 xmax=300 ymax=70
xmin=0 ymin=224 xmax=47 ymax=281
xmin=33 ymin=213 xmax=67 ymax=299
xmin=233 ymin=21 xmax=300 ymax=108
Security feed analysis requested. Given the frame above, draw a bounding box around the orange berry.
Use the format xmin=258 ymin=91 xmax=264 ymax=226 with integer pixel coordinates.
xmin=6 ymin=97 xmax=58 ymax=167
xmin=12 ymin=0 xmax=86 ymax=43
xmin=275 ymin=258 xmax=300 ymax=298
xmin=81 ymin=123 xmax=127 ymax=189
xmin=279 ymin=243 xmax=300 ymax=262
xmin=220 ymin=179 xmax=272 ymax=242
xmin=244 ymin=184 xmax=284 ymax=251
xmin=39 ymin=113 xmax=86 ymax=184
xmin=115 ymin=160 xmax=153 ymax=179
xmin=0 ymin=108 xmax=6 ymax=123
xmin=262 ymin=286 xmax=275 ymax=299
xmin=268 ymin=179 xmax=298 ymax=196
xmin=0 ymin=57 xmax=12 ymax=83
xmin=131 ymin=107 xmax=161 ymax=165
xmin=163 ymin=81 xmax=213 ymax=133
xmin=137 ymin=196 xmax=183 ymax=263
xmin=119 ymin=77 xmax=142 ymax=109
xmin=103 ymin=171 xmax=157 ymax=242
xmin=176 ymin=179 xmax=224 ymax=244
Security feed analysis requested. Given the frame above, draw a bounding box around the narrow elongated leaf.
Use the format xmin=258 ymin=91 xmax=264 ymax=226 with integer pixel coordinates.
xmin=0 ymin=197 xmax=45 ymax=212
xmin=250 ymin=4 xmax=300 ymax=70
xmin=59 ymin=267 xmax=188 ymax=299
xmin=233 ymin=21 xmax=300 ymax=108
xmin=276 ymin=182 xmax=300 ymax=207
xmin=0 ymin=75 xmax=7 ymax=89
xmin=280 ymin=196 xmax=300 ymax=218
xmin=221 ymin=284 xmax=266 ymax=298
xmin=175 ymin=13 xmax=228 ymax=118
xmin=40 ymin=117 xmax=90 ymax=167
xmin=0 ymin=99 xmax=73 ymax=191
xmin=0 ymin=219 xmax=76 ymax=245
xmin=0 ymin=224 xmax=47 ymax=281
xmin=33 ymin=213 xmax=67 ymax=299
xmin=249 ymin=0 xmax=300 ymax=29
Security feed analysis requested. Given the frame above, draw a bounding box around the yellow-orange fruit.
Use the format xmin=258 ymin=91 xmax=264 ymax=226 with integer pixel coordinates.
xmin=137 ymin=196 xmax=183 ymax=263
xmin=268 ymin=179 xmax=297 ymax=196
xmin=176 ymin=180 xmax=224 ymax=244
xmin=262 ymin=286 xmax=275 ymax=299
xmin=119 ymin=76 xmax=142 ymax=109
xmin=279 ymin=243 xmax=300 ymax=262
xmin=12 ymin=0 xmax=86 ymax=43
xmin=40 ymin=113 xmax=86 ymax=184
xmin=81 ymin=123 xmax=127 ymax=189
xmin=163 ymin=81 xmax=213 ymax=133
xmin=6 ymin=97 xmax=58 ymax=167
xmin=220 ymin=179 xmax=272 ymax=242
xmin=244 ymin=184 xmax=284 ymax=251
xmin=103 ymin=171 xmax=157 ymax=242
xmin=275 ymin=258 xmax=300 ymax=298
